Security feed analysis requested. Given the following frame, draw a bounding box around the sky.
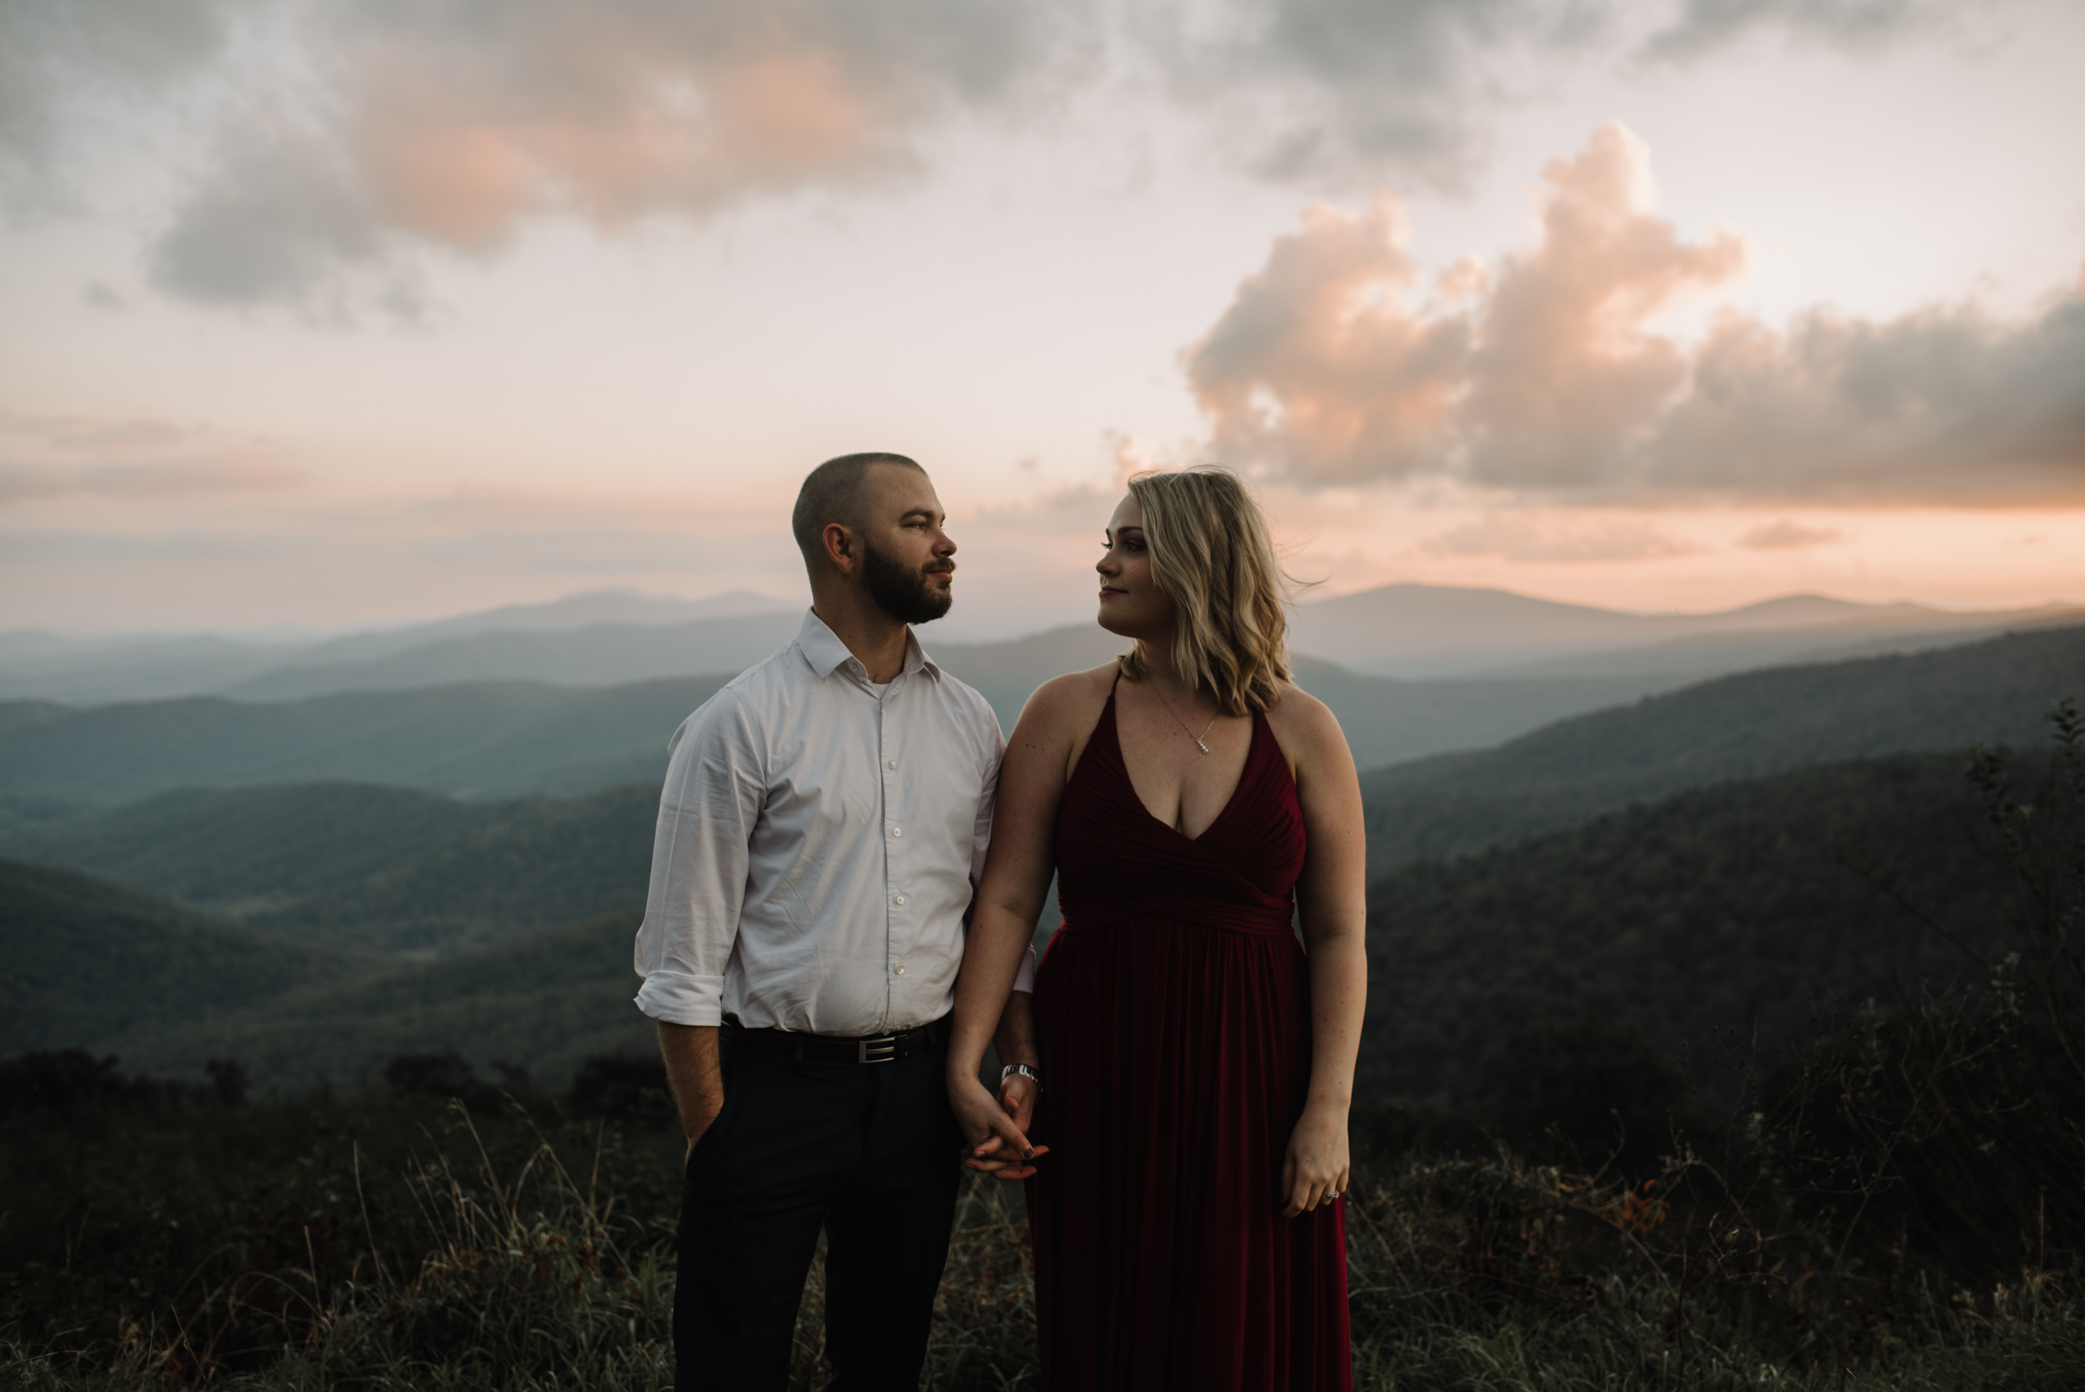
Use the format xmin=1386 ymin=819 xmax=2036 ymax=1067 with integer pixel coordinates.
xmin=3 ymin=0 xmax=2082 ymax=641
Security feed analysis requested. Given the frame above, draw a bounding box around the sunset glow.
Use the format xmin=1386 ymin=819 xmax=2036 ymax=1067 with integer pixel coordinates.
xmin=4 ymin=0 xmax=2082 ymax=637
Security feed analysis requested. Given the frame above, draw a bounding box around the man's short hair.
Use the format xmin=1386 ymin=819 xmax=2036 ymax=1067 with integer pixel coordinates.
xmin=791 ymin=453 xmax=924 ymax=565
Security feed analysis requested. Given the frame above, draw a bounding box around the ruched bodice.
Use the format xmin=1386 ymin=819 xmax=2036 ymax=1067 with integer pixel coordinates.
xmin=1026 ymin=678 xmax=1351 ymax=1392
xmin=1053 ymin=685 xmax=1305 ymax=939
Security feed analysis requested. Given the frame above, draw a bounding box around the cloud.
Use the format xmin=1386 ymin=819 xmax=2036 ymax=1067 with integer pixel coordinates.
xmin=79 ymin=279 xmax=124 ymax=309
xmin=1417 ymin=511 xmax=1701 ymax=563
xmin=1186 ymin=122 xmax=2085 ymax=505
xmin=147 ymin=122 xmax=397 ymax=311
xmin=0 ymin=411 xmax=299 ymax=504
xmin=119 ymin=0 xmax=1075 ymax=312
xmin=1736 ymin=519 xmax=1844 ymax=550
xmin=1144 ymin=0 xmax=1987 ymax=192
xmin=15 ymin=1 xmax=2005 ymax=312
xmin=0 ymin=0 xmax=254 ymax=209
xmin=1153 ymin=0 xmax=1576 ymax=190
xmin=1643 ymin=0 xmax=1969 ymax=61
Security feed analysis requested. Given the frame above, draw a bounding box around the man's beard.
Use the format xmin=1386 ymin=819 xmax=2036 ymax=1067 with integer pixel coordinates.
xmin=862 ymin=539 xmax=953 ymax=626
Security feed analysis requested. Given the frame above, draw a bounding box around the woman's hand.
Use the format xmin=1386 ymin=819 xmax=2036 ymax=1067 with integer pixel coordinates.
xmin=949 ymin=1072 xmax=1047 ymax=1181
xmin=1279 ymin=1102 xmax=1349 ymax=1218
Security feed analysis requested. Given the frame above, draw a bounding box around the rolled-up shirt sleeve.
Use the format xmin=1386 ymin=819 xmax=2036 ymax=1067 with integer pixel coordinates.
xmin=633 ymin=691 xmax=765 ymax=1026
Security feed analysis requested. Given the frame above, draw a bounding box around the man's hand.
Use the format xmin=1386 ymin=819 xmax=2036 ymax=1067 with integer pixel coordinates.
xmin=682 ymin=1091 xmax=726 ymax=1164
xmin=658 ymin=1021 xmax=726 ymax=1165
xmin=949 ymin=1073 xmax=1045 ymax=1181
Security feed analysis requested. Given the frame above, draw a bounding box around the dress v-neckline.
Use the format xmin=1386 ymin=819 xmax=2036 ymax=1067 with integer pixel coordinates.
xmin=1108 ymin=685 xmax=1258 ymax=846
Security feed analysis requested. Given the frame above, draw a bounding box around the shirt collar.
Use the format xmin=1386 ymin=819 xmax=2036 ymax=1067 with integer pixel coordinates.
xmin=794 ymin=608 xmax=942 ymax=684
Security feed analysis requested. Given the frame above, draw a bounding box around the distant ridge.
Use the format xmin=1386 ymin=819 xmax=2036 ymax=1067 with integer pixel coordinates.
xmin=0 ymin=588 xmax=798 ymax=704
xmin=231 ymin=611 xmax=805 ymax=700
xmin=1289 ymin=580 xmax=2081 ymax=679
xmin=1358 ymin=621 xmax=2085 ymax=870
xmin=0 ymin=650 xmax=1663 ymax=805
xmin=10 ymin=581 xmax=2074 ymax=706
xmin=281 ymin=587 xmax=796 ymax=669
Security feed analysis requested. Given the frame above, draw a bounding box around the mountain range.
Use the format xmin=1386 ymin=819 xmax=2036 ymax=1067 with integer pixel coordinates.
xmin=0 ymin=651 xmax=1664 ymax=808
xmin=8 ymin=603 xmax=2084 ymax=1099
xmin=1357 ymin=623 xmax=2085 ymax=870
xmin=6 ymin=743 xmax=2037 ymax=1098
xmin=5 ymin=583 xmax=2075 ymax=706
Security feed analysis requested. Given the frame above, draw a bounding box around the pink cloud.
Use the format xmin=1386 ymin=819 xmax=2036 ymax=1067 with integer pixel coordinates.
xmin=1186 ymin=193 xmax=1469 ymax=484
xmin=144 ymin=0 xmax=1058 ymax=308
xmin=1186 ymin=122 xmax=2085 ymax=505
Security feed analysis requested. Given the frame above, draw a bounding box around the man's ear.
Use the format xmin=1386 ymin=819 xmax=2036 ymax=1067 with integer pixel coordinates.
xmin=820 ymin=521 xmax=859 ymax=577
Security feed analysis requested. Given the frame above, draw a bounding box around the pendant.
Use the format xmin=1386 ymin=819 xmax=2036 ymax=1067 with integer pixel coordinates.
xmin=1195 ymin=739 xmax=1211 ymax=754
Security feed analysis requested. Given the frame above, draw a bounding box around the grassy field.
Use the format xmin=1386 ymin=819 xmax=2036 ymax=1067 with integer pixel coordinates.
xmin=4 ymin=1061 xmax=2078 ymax=1392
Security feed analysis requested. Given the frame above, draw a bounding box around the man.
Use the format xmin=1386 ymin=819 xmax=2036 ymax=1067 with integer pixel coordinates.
xmin=634 ymin=452 xmax=1041 ymax=1391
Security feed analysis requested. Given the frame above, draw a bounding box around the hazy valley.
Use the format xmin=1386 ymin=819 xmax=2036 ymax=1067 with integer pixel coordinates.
xmin=7 ymin=612 xmax=2081 ymax=1097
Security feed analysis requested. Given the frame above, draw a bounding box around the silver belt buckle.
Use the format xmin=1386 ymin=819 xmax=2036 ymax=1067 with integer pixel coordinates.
xmin=857 ymin=1034 xmax=899 ymax=1064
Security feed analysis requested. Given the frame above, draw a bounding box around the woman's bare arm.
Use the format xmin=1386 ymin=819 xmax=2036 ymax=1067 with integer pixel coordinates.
xmin=946 ymin=670 xmax=1107 ymax=1174
xmin=1271 ymin=688 xmax=1369 ymax=1217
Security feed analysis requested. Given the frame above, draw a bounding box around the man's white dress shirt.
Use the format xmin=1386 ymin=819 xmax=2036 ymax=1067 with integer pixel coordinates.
xmin=634 ymin=609 xmax=1033 ymax=1036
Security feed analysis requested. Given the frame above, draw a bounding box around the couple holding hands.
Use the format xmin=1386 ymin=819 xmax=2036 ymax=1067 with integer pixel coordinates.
xmin=634 ymin=453 xmax=1366 ymax=1391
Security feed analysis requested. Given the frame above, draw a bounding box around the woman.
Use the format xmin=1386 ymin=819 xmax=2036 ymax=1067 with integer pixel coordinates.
xmin=945 ymin=467 xmax=1367 ymax=1390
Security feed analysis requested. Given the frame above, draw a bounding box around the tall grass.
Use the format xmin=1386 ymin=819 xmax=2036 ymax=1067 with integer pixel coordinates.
xmin=8 ymin=1110 xmax=2076 ymax=1391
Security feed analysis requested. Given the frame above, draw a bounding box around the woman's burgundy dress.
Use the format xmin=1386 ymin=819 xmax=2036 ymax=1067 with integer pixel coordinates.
xmin=1026 ymin=681 xmax=1351 ymax=1390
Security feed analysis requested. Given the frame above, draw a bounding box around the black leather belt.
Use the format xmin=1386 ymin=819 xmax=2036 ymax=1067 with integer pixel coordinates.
xmin=728 ymin=1017 xmax=945 ymax=1065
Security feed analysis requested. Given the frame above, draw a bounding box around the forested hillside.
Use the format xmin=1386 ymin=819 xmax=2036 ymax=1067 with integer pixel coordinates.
xmin=108 ymin=909 xmax=653 ymax=1093
xmin=2 ymin=845 xmax=648 ymax=1089
xmin=0 ymin=860 xmax=369 ymax=1056
xmin=12 ymin=746 xmax=2038 ymax=1102
xmin=5 ymin=782 xmax=658 ymax=953
xmin=1360 ymin=622 xmax=2085 ymax=868
xmin=0 ymin=676 xmax=729 ymax=804
xmin=1360 ymin=752 xmax=2012 ymax=1108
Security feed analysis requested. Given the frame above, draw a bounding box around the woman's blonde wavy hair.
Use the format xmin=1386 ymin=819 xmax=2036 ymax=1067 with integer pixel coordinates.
xmin=1117 ymin=466 xmax=1295 ymax=717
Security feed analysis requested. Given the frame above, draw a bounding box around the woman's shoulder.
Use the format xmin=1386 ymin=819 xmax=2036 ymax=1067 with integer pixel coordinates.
xmin=1019 ymin=663 xmax=1119 ymax=731
xmin=1262 ymin=678 xmax=1350 ymax=762
xmin=1017 ymin=666 xmax=1117 ymax=725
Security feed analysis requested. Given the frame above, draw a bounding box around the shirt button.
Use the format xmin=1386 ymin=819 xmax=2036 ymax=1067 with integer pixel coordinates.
xmin=890 ymin=826 xmax=902 ymax=837
xmin=893 ymin=894 xmax=906 ymax=906
xmin=895 ymin=966 xmax=907 ymax=976
xmin=886 ymin=759 xmax=897 ymax=769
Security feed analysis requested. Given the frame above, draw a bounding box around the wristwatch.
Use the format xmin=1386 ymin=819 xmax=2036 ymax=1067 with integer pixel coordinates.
xmin=1000 ymin=1063 xmax=1042 ymax=1093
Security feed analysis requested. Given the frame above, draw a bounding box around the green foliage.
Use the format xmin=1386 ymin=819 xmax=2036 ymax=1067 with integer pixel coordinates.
xmin=0 ymin=859 xmax=367 ymax=1056
xmin=3 ymin=782 xmax=659 ymax=954
xmin=110 ymin=909 xmax=655 ymax=1095
xmin=1 ymin=838 xmax=651 ymax=1091
xmin=1473 ymin=1016 xmax=1691 ymax=1176
xmin=1361 ymin=623 xmax=2085 ymax=868
xmin=1361 ymin=753 xmax=2012 ymax=1109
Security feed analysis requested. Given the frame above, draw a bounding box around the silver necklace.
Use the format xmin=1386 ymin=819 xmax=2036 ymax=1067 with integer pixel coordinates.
xmin=1151 ymin=683 xmax=1219 ymax=755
